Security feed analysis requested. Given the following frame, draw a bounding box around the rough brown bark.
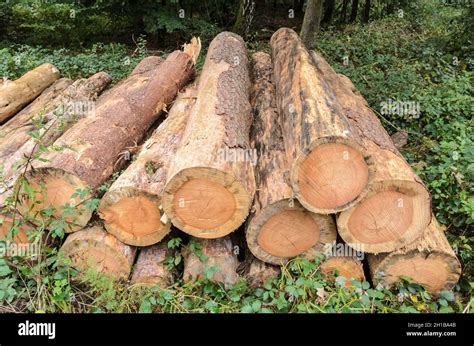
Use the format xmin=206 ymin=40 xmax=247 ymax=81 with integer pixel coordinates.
xmin=59 ymin=225 xmax=137 ymax=280
xmin=246 ymin=256 xmax=280 ymax=288
xmin=98 ymin=85 xmax=197 ymax=246
xmin=246 ymin=52 xmax=337 ymax=265
xmin=367 ymin=217 xmax=461 ymax=294
xmin=300 ymin=0 xmax=324 ymax=48
xmin=270 ymin=28 xmax=373 ymax=214
xmin=16 ymin=41 xmax=200 ymax=232
xmin=182 ymin=236 xmax=238 ymax=288
xmin=320 ymin=256 xmax=365 ymax=286
xmin=0 ymin=63 xmax=61 ymax=123
xmin=130 ymin=56 xmax=164 ymax=76
xmin=308 ymin=51 xmax=431 ymax=253
xmin=163 ymin=32 xmax=255 ymax=239
xmin=0 ymin=72 xmax=112 ymax=208
xmin=0 ymin=74 xmax=111 ymax=245
xmin=0 ymin=78 xmax=73 ymax=159
xmin=130 ymin=242 xmax=173 ymax=286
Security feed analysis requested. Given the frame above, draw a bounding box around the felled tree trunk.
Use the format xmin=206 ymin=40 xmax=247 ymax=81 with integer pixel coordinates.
xmin=60 ymin=225 xmax=137 ymax=280
xmin=98 ymin=85 xmax=197 ymax=246
xmin=246 ymin=256 xmax=280 ymax=288
xmin=130 ymin=242 xmax=173 ymax=286
xmin=182 ymin=236 xmax=238 ymax=288
xmin=0 ymin=74 xmax=111 ymax=245
xmin=0 ymin=72 xmax=112 ymax=206
xmin=0 ymin=78 xmax=73 ymax=159
xmin=16 ymin=40 xmax=200 ymax=232
xmin=0 ymin=63 xmax=60 ymax=123
xmin=130 ymin=56 xmax=163 ymax=76
xmin=246 ymin=52 xmax=336 ymax=265
xmin=163 ymin=32 xmax=255 ymax=239
xmin=270 ymin=28 xmax=372 ymax=215
xmin=308 ymin=51 xmax=431 ymax=253
xmin=320 ymin=256 xmax=365 ymax=286
xmin=367 ymin=217 xmax=461 ymax=294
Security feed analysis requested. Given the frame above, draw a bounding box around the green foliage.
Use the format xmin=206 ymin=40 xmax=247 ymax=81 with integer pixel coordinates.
xmin=0 ymin=42 xmax=150 ymax=82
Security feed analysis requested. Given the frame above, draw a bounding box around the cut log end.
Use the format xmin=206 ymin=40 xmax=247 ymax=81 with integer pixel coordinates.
xmin=320 ymin=256 xmax=365 ymax=286
xmin=368 ymin=217 xmax=461 ymax=294
xmin=17 ymin=168 xmax=91 ymax=232
xmin=295 ymin=142 xmax=370 ymax=213
xmin=375 ymin=253 xmax=458 ymax=293
xmin=247 ymin=199 xmax=337 ymax=265
xmin=0 ymin=215 xmax=31 ymax=244
xmin=60 ymin=225 xmax=136 ymax=280
xmin=338 ymin=180 xmax=431 ymax=253
xmin=163 ymin=167 xmax=252 ymax=238
xmin=258 ymin=209 xmax=320 ymax=258
xmin=99 ymin=188 xmax=171 ymax=246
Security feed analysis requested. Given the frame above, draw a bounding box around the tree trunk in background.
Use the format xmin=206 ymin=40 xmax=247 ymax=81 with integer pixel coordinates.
xmin=350 ymin=0 xmax=359 ymax=22
xmin=322 ymin=0 xmax=336 ymax=25
xmin=341 ymin=0 xmax=349 ymax=23
xmin=300 ymin=0 xmax=324 ymax=49
xmin=233 ymin=0 xmax=256 ymax=38
xmin=362 ymin=0 xmax=370 ymax=23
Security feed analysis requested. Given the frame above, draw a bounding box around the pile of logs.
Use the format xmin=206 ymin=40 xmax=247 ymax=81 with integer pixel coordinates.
xmin=0 ymin=30 xmax=461 ymax=295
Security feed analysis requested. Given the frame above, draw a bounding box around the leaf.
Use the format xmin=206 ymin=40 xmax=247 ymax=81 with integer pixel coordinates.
xmin=439 ymin=290 xmax=455 ymax=301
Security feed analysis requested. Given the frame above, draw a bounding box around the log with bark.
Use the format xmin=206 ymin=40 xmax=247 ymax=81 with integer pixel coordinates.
xmin=320 ymin=256 xmax=365 ymax=286
xmin=246 ymin=256 xmax=280 ymax=288
xmin=130 ymin=242 xmax=173 ymax=286
xmin=270 ymin=28 xmax=373 ymax=215
xmin=60 ymin=225 xmax=137 ymax=280
xmin=182 ymin=236 xmax=238 ymax=288
xmin=308 ymin=51 xmax=432 ymax=253
xmin=130 ymin=56 xmax=164 ymax=76
xmin=367 ymin=217 xmax=461 ymax=294
xmin=98 ymin=85 xmax=197 ymax=246
xmin=15 ymin=41 xmax=200 ymax=232
xmin=162 ymin=32 xmax=255 ymax=239
xmin=0 ymin=73 xmax=111 ymax=245
xmin=0 ymin=73 xmax=112 ymax=206
xmin=0 ymin=63 xmax=61 ymax=123
xmin=246 ymin=52 xmax=337 ymax=265
xmin=0 ymin=78 xmax=73 ymax=158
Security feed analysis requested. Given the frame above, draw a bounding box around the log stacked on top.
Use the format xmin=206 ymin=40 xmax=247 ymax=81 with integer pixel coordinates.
xmin=15 ymin=39 xmax=200 ymax=233
xmin=0 ymin=63 xmax=60 ymax=123
xmin=0 ymin=31 xmax=460 ymax=294
xmin=162 ymin=32 xmax=256 ymax=239
xmin=246 ymin=52 xmax=336 ymax=265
